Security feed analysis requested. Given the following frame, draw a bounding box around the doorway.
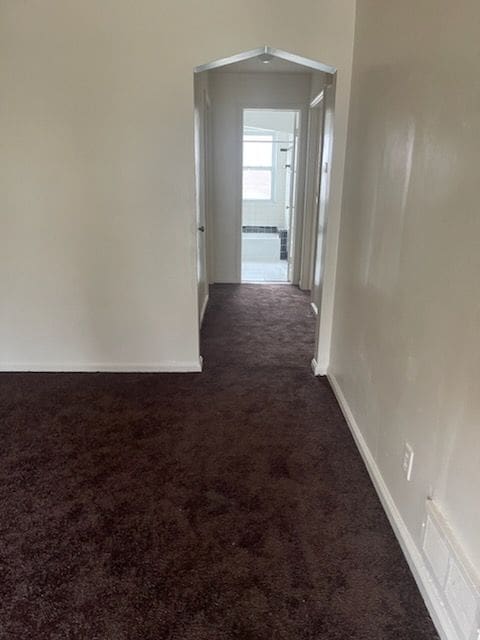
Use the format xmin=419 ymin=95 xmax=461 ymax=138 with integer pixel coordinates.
xmin=193 ymin=47 xmax=337 ymax=373
xmin=241 ymin=109 xmax=299 ymax=283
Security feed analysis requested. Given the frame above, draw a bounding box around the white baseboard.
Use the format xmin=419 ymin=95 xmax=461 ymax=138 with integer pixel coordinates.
xmin=0 ymin=360 xmax=203 ymax=373
xmin=200 ymin=293 xmax=209 ymax=326
xmin=327 ymin=372 xmax=460 ymax=640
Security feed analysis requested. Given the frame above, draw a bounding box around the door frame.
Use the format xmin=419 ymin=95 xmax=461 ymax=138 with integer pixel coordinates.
xmin=299 ymin=90 xmax=325 ymax=293
xmin=236 ymin=105 xmax=308 ymax=284
xmin=193 ymin=76 xmax=211 ymax=329
xmin=310 ymin=79 xmax=336 ymax=375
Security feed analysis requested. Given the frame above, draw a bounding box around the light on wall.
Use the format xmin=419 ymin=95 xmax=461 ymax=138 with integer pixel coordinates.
xmin=258 ymin=53 xmax=274 ymax=64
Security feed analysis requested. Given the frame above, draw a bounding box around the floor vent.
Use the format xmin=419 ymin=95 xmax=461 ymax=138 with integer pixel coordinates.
xmin=422 ymin=500 xmax=480 ymax=640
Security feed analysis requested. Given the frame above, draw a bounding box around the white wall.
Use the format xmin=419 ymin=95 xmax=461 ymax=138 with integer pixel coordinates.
xmin=209 ymin=72 xmax=311 ymax=282
xmin=331 ymin=0 xmax=480 ymax=610
xmin=0 ymin=0 xmax=356 ymax=369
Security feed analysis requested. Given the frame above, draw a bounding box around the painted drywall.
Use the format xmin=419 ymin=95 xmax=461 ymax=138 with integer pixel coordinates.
xmin=209 ymin=72 xmax=311 ymax=282
xmin=331 ymin=0 xmax=480 ymax=583
xmin=0 ymin=0 xmax=356 ymax=369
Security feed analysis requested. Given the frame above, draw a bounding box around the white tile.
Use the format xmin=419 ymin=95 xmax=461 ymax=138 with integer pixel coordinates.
xmin=242 ymin=261 xmax=288 ymax=283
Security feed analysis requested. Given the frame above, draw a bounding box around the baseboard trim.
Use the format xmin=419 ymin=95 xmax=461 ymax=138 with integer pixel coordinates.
xmin=327 ymin=372 xmax=460 ymax=640
xmin=311 ymin=357 xmax=327 ymax=376
xmin=0 ymin=360 xmax=203 ymax=373
xmin=200 ymin=293 xmax=209 ymax=326
xmin=298 ymin=279 xmax=310 ymax=291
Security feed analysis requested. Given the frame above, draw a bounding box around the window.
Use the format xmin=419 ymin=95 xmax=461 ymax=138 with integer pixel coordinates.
xmin=242 ymin=134 xmax=274 ymax=200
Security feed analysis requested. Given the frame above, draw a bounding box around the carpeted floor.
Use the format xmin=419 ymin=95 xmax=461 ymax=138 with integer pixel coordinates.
xmin=0 ymin=284 xmax=438 ymax=639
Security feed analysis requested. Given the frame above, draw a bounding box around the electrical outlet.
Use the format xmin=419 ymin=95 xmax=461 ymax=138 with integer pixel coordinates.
xmin=402 ymin=442 xmax=414 ymax=481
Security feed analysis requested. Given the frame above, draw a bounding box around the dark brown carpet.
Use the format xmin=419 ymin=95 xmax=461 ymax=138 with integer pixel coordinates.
xmin=0 ymin=284 xmax=438 ymax=640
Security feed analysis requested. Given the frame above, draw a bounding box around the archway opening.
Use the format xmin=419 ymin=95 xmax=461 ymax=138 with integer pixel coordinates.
xmin=194 ymin=47 xmax=337 ymax=373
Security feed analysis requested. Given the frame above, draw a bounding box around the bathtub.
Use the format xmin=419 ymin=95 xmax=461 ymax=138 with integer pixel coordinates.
xmin=242 ymin=232 xmax=280 ymax=262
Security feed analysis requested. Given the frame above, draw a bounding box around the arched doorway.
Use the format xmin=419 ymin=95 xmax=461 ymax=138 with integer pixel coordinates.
xmin=194 ymin=47 xmax=337 ymax=374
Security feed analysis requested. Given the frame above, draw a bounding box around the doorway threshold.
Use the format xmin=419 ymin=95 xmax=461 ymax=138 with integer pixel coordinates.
xmin=241 ymin=281 xmax=292 ymax=285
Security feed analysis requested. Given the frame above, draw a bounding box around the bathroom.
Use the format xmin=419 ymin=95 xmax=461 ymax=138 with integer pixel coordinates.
xmin=241 ymin=109 xmax=298 ymax=282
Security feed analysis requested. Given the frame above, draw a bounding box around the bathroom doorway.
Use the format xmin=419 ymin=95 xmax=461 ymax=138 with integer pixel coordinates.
xmin=241 ymin=109 xmax=299 ymax=283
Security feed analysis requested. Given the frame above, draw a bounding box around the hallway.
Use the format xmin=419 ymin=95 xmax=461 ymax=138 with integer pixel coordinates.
xmin=0 ymin=285 xmax=438 ymax=639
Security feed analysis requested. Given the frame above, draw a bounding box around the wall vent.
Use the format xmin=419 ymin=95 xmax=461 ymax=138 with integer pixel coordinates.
xmin=422 ymin=499 xmax=480 ymax=640
xmin=423 ymin=515 xmax=450 ymax=586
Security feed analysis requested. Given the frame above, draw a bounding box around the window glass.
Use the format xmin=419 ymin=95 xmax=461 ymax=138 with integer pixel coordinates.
xmin=243 ymin=135 xmax=273 ymax=167
xmin=243 ymin=169 xmax=272 ymax=200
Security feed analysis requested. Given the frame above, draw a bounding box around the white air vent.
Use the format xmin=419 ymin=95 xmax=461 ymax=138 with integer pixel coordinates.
xmin=422 ymin=500 xmax=480 ymax=640
xmin=445 ymin=560 xmax=478 ymax=640
xmin=423 ymin=515 xmax=450 ymax=586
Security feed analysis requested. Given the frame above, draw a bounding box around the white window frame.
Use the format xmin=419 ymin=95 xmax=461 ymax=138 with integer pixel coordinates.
xmin=242 ymin=131 xmax=275 ymax=202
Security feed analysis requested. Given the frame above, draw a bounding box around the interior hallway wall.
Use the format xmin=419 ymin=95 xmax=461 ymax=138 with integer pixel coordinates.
xmin=0 ymin=0 xmax=356 ymax=369
xmin=331 ymin=0 xmax=480 ymax=587
xmin=209 ymin=72 xmax=311 ymax=283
